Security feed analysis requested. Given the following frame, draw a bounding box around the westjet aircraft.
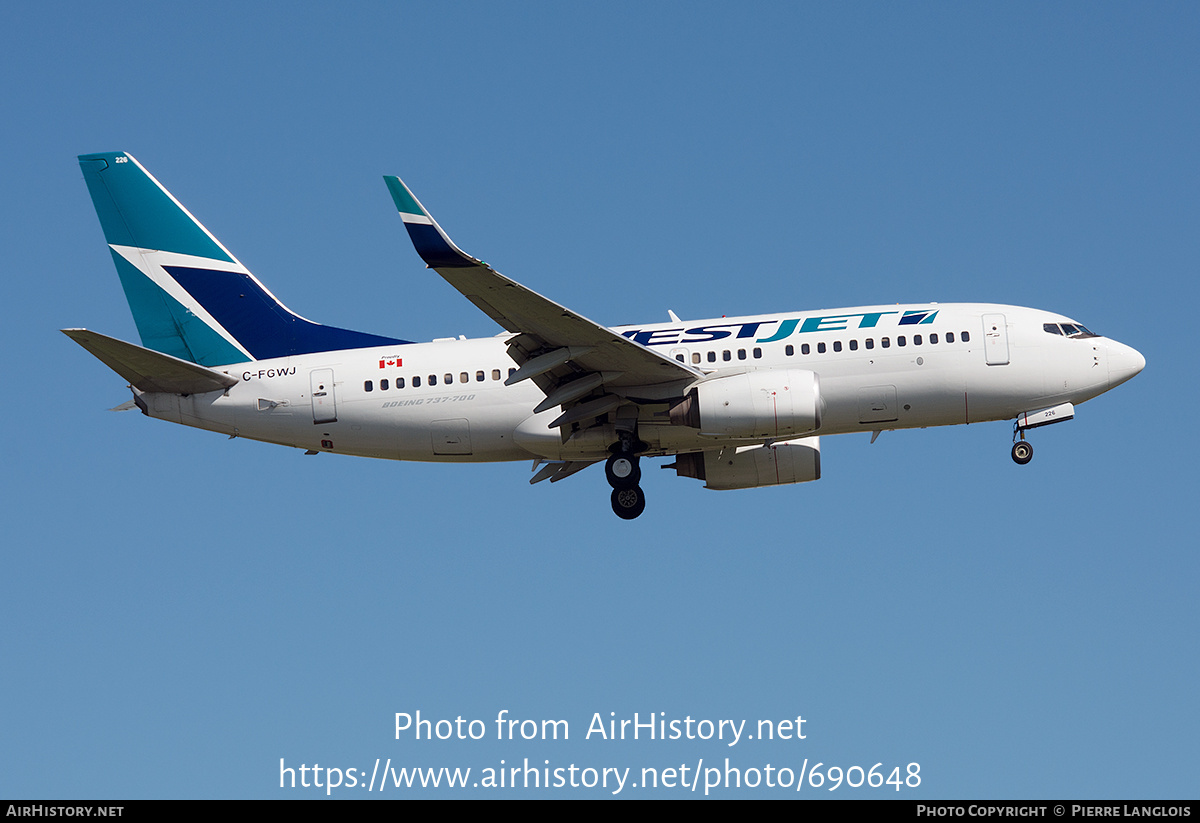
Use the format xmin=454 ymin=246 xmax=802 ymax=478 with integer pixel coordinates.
xmin=67 ymin=152 xmax=1145 ymax=519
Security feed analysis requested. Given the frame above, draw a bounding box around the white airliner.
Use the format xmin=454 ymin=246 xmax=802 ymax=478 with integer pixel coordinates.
xmin=67 ymin=152 xmax=1145 ymax=519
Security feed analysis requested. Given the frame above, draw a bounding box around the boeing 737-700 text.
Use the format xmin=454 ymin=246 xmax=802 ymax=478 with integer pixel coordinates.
xmin=66 ymin=152 xmax=1145 ymax=519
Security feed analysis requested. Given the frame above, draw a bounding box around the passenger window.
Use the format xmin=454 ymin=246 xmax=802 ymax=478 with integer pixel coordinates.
xmin=444 ymin=373 xmax=452 ymax=384
xmin=865 ymin=339 xmax=874 ymax=350
xmin=849 ymin=339 xmax=858 ymax=351
xmin=381 ymin=379 xmax=389 ymax=390
xmin=801 ymin=343 xmax=810 ymax=355
xmin=753 ymin=348 xmax=762 ymax=359
xmin=692 ymin=353 xmax=701 ymax=364
xmin=930 ymin=333 xmax=938 ymax=344
xmin=413 ymin=376 xmax=421 ymax=387
xmin=364 ymin=380 xmax=373 ymax=392
xmin=397 ymin=378 xmax=405 ymax=389
xmin=429 ymin=374 xmax=437 ymax=386
xmin=881 ymin=337 xmax=890 ymax=348
xmin=723 ymin=350 xmax=731 ymax=361
xmin=897 ymin=336 xmax=906 ymax=347
xmin=786 ymin=345 xmax=794 ymax=356
xmin=914 ymin=334 xmax=922 ymax=345
xmin=817 ymin=342 xmax=826 ymax=353
xmin=961 ymin=331 xmax=970 ymax=342
xmin=675 ymin=353 xmax=685 ymax=362
xmin=460 ymin=372 xmax=468 ymax=383
xmin=476 ymin=370 xmax=485 ymax=382
xmin=946 ymin=332 xmax=954 ymax=343
xmin=737 ymin=349 xmax=746 ymax=360
xmin=492 ymin=369 xmax=501 ymax=380
xmin=707 ymin=351 xmax=717 ymax=363
xmin=508 ymin=368 xmax=516 ymax=377
xmin=833 ymin=341 xmax=842 ymax=352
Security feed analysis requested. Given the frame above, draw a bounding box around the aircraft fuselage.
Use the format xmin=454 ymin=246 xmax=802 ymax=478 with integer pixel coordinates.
xmin=135 ymin=301 xmax=1142 ymax=463
xmin=71 ymin=152 xmax=1146 ymax=517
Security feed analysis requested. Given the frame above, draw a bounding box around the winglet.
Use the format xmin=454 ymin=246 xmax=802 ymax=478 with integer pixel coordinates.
xmin=383 ymin=176 xmax=480 ymax=269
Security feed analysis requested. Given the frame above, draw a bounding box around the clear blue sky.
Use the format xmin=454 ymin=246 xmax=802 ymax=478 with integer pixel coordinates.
xmin=2 ymin=1 xmax=1196 ymax=798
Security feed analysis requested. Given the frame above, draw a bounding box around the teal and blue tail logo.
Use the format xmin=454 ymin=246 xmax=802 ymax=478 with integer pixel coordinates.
xmin=79 ymin=152 xmax=407 ymax=366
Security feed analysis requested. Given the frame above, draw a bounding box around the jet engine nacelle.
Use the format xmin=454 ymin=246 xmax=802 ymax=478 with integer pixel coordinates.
xmin=671 ymin=437 xmax=821 ymax=490
xmin=670 ymin=369 xmax=822 ymax=439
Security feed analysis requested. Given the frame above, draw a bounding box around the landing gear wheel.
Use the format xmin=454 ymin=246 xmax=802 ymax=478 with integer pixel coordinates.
xmin=611 ymin=486 xmax=646 ymax=520
xmin=1011 ymin=441 xmax=1034 ymax=465
xmin=605 ymin=453 xmax=641 ymax=489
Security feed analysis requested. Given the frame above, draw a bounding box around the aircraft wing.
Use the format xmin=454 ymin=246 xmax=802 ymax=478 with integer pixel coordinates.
xmin=385 ymin=176 xmax=700 ymax=429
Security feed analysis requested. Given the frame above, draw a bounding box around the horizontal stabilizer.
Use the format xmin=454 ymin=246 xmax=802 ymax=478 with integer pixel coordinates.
xmin=63 ymin=329 xmax=239 ymax=394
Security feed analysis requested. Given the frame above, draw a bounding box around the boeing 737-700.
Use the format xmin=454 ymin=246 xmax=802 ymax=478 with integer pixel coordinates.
xmin=66 ymin=152 xmax=1145 ymax=519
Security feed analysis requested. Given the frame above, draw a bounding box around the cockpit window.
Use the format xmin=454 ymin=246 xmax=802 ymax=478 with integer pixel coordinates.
xmin=1045 ymin=322 xmax=1100 ymax=339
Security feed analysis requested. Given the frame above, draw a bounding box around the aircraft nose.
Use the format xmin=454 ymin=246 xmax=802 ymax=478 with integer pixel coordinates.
xmin=1107 ymin=340 xmax=1146 ymax=389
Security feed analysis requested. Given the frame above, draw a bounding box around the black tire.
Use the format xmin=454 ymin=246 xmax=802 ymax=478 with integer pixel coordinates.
xmin=605 ymin=453 xmax=641 ymax=489
xmin=611 ymin=485 xmax=646 ymax=520
xmin=1011 ymin=441 xmax=1034 ymax=465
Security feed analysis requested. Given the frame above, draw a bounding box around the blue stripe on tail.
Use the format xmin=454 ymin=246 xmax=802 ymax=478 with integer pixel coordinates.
xmin=113 ymin=253 xmax=249 ymax=364
xmin=164 ymin=267 xmax=409 ymax=360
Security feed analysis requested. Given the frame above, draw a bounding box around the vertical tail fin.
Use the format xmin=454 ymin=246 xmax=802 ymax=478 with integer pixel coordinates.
xmin=78 ymin=152 xmax=407 ymax=366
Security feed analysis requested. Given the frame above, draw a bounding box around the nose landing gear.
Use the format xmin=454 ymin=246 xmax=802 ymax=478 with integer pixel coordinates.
xmin=1011 ymin=438 xmax=1034 ymax=465
xmin=1010 ymin=403 xmax=1075 ymax=465
xmin=1011 ymin=418 xmax=1035 ymax=465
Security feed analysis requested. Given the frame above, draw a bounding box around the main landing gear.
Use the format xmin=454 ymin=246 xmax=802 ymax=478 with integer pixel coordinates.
xmin=606 ymin=438 xmax=646 ymax=520
xmin=610 ymin=485 xmax=646 ymax=520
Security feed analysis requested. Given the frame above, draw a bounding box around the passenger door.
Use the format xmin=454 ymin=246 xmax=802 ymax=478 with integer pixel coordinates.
xmin=982 ymin=313 xmax=1009 ymax=365
xmin=310 ymin=369 xmax=337 ymax=424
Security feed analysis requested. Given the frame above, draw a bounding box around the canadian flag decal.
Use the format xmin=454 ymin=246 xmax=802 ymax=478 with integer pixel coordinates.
xmin=379 ymin=358 xmax=403 ymax=369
